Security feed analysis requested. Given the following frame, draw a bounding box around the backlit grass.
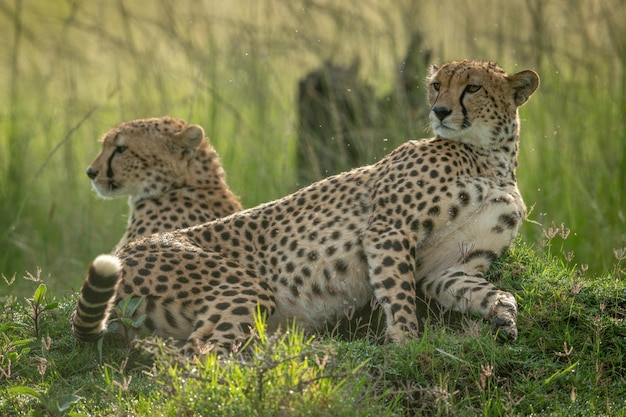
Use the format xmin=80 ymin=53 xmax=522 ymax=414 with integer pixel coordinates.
xmin=1 ymin=240 xmax=625 ymax=415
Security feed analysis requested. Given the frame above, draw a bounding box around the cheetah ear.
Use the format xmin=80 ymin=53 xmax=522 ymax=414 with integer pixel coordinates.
xmin=428 ymin=64 xmax=440 ymax=76
xmin=508 ymin=70 xmax=540 ymax=106
xmin=172 ymin=125 xmax=204 ymax=161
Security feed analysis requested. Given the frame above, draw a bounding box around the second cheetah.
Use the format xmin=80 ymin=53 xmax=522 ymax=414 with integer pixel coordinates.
xmin=85 ymin=117 xmax=242 ymax=253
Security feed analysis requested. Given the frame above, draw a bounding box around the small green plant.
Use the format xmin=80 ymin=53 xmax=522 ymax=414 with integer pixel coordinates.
xmin=107 ymin=296 xmax=146 ymax=340
xmin=26 ymin=283 xmax=58 ymax=340
xmin=97 ymin=296 xmax=146 ymax=359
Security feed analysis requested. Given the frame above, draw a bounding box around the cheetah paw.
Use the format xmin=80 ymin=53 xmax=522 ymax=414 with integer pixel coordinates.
xmin=487 ymin=298 xmax=518 ymax=342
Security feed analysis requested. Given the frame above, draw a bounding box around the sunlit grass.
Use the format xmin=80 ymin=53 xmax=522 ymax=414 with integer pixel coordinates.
xmin=1 ymin=240 xmax=624 ymax=415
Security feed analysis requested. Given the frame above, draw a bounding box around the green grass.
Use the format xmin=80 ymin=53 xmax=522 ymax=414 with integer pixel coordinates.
xmin=1 ymin=240 xmax=625 ymax=416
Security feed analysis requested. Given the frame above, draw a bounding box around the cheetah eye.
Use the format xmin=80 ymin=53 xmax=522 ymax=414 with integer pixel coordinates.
xmin=431 ymin=82 xmax=441 ymax=92
xmin=115 ymin=145 xmax=128 ymax=154
xmin=465 ymin=84 xmax=481 ymax=93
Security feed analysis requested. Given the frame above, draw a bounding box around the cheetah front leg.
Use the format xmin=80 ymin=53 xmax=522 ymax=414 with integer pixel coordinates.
xmin=417 ymin=189 xmax=523 ymax=340
xmin=420 ymin=250 xmax=518 ymax=341
xmin=363 ymin=230 xmax=420 ymax=343
xmin=425 ymin=268 xmax=517 ymax=340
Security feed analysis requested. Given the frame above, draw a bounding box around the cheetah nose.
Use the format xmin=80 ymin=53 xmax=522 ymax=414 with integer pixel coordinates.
xmin=86 ymin=167 xmax=98 ymax=180
xmin=432 ymin=106 xmax=452 ymax=121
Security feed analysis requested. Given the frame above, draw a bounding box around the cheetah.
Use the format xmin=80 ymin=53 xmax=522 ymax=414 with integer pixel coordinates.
xmin=85 ymin=117 xmax=242 ymax=254
xmin=71 ymin=117 xmax=242 ymax=342
xmin=71 ymin=60 xmax=539 ymax=354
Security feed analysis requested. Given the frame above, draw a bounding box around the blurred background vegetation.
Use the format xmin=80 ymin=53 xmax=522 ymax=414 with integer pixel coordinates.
xmin=0 ymin=0 xmax=624 ymax=297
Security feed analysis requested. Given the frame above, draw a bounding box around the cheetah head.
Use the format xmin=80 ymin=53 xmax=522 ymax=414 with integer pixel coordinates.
xmin=87 ymin=117 xmax=205 ymax=201
xmin=427 ymin=60 xmax=539 ymax=147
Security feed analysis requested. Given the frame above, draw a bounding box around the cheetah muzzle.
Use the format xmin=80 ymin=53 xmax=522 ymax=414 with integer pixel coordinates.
xmin=71 ymin=60 xmax=539 ymax=355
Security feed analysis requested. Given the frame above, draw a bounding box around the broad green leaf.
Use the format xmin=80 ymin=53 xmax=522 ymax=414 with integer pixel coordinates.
xmin=9 ymin=386 xmax=44 ymax=400
xmin=33 ymin=283 xmax=47 ymax=304
xmin=13 ymin=338 xmax=35 ymax=346
xmin=55 ymin=393 xmax=84 ymax=412
xmin=124 ymin=297 xmax=144 ymax=316
xmin=120 ymin=318 xmax=137 ymax=328
xmin=132 ymin=314 xmax=146 ymax=327
xmin=44 ymin=302 xmax=59 ymax=311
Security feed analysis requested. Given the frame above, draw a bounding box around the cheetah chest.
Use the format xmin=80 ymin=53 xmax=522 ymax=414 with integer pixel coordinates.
xmin=416 ymin=181 xmax=525 ymax=279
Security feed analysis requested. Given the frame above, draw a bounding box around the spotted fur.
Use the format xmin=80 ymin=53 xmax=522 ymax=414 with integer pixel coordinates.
xmin=70 ymin=117 xmax=242 ymax=342
xmin=71 ymin=61 xmax=539 ymax=354
xmin=85 ymin=116 xmax=242 ymax=253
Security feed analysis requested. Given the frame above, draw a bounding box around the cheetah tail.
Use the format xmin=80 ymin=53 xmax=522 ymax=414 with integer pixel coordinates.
xmin=70 ymin=254 xmax=122 ymax=342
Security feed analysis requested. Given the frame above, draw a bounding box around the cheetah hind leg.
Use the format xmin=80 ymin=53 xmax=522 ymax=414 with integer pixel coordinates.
xmin=180 ymin=279 xmax=276 ymax=356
